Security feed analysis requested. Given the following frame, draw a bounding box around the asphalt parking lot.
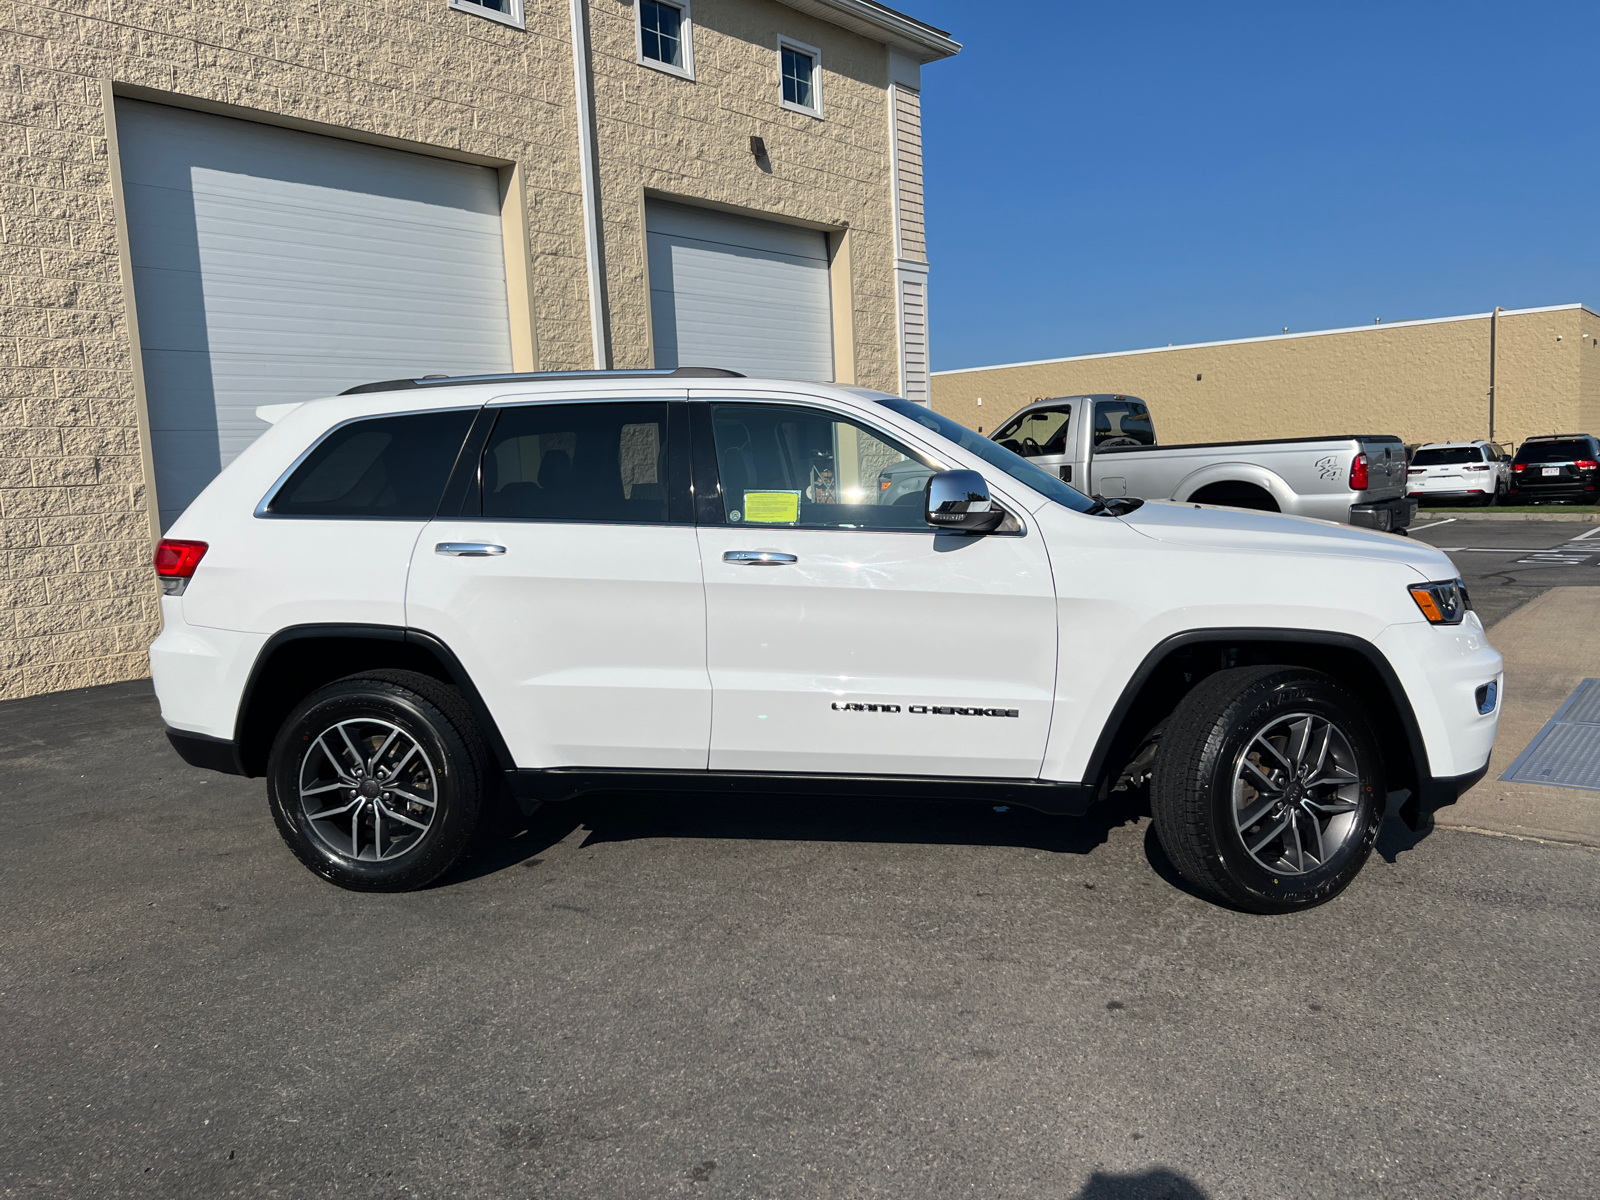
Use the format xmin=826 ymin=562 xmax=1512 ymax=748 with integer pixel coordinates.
xmin=1410 ymin=516 xmax=1600 ymax=627
xmin=4 ymin=681 xmax=1598 ymax=1199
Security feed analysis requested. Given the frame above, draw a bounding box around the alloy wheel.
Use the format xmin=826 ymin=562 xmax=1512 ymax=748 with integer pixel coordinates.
xmin=1232 ymin=712 xmax=1363 ymax=876
xmin=297 ymin=718 xmax=439 ymax=862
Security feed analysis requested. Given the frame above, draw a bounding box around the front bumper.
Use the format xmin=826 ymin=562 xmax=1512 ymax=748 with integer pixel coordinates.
xmin=1349 ymin=497 xmax=1418 ymax=531
xmin=1400 ymin=760 xmax=1491 ymax=830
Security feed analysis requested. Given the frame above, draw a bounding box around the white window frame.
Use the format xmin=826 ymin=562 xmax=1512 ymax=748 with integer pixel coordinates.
xmin=636 ymin=0 xmax=696 ymax=81
xmin=448 ymin=0 xmax=525 ymax=30
xmin=777 ymin=35 xmax=824 ymax=119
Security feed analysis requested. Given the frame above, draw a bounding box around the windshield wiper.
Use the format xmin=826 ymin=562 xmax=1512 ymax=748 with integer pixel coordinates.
xmin=1084 ymin=495 xmax=1145 ymax=517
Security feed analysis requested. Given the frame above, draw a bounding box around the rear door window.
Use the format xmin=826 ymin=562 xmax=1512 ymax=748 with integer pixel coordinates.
xmin=267 ymin=409 xmax=474 ymax=518
xmin=1093 ymin=399 xmax=1155 ymax=448
xmin=480 ymin=402 xmax=671 ymax=523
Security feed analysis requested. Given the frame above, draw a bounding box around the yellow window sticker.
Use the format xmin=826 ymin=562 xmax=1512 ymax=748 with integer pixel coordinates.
xmin=739 ymin=490 xmax=801 ymax=524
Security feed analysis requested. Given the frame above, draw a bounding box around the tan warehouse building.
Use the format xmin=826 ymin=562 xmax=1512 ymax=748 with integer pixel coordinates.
xmin=0 ymin=0 xmax=958 ymax=700
xmin=933 ymin=304 xmax=1600 ymax=449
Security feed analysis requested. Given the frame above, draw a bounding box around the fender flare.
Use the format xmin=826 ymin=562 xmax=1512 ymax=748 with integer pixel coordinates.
xmin=1079 ymin=627 xmax=1438 ymax=824
xmin=1171 ymin=462 xmax=1294 ymax=508
xmin=231 ymin=623 xmax=515 ymax=776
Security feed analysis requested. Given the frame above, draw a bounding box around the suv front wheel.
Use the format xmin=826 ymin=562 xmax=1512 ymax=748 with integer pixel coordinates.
xmin=1151 ymin=666 xmax=1384 ymax=913
xmin=267 ymin=670 xmax=490 ymax=891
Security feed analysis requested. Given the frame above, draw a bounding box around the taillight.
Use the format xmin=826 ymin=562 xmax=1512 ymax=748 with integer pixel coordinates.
xmin=1349 ymin=453 xmax=1369 ymax=491
xmin=154 ymin=539 xmax=207 ymax=596
xmin=1406 ymin=468 xmax=1424 ymax=475
xmin=1465 ymin=464 xmax=1490 ymax=471
xmin=1512 ymin=463 xmax=1525 ymax=473
xmin=1576 ymin=460 xmax=1599 ymax=471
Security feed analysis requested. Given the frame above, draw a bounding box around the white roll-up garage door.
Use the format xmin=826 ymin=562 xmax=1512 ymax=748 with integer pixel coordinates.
xmin=646 ymin=200 xmax=834 ymax=382
xmin=115 ymin=100 xmax=515 ymax=529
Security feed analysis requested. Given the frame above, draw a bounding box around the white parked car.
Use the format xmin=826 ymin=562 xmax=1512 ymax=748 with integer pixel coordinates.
xmin=1406 ymin=441 xmax=1511 ymax=506
xmin=150 ymin=370 xmax=1503 ymax=913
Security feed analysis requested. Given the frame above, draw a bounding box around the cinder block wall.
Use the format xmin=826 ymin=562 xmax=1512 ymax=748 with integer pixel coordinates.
xmin=587 ymin=0 xmax=897 ymax=390
xmin=1 ymin=0 xmax=908 ymax=702
xmin=0 ymin=0 xmax=587 ymax=700
xmin=931 ymin=307 xmax=1594 ymax=451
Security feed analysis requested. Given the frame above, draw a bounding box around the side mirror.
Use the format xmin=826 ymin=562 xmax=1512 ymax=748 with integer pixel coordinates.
xmin=925 ymin=470 xmax=1004 ymax=533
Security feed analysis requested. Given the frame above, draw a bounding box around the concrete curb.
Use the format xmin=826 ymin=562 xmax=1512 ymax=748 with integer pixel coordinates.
xmin=1417 ymin=510 xmax=1600 ymax=522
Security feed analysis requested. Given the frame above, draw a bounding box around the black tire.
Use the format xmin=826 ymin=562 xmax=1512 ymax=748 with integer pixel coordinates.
xmin=1150 ymin=666 xmax=1384 ymax=914
xmin=267 ymin=670 xmax=491 ymax=892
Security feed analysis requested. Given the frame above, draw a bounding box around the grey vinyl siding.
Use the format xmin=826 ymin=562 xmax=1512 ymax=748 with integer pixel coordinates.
xmin=116 ymin=100 xmax=514 ymax=529
xmin=898 ymin=271 xmax=929 ymax=404
xmin=646 ymin=200 xmax=834 ymax=381
xmin=892 ymin=87 xmax=926 ymax=263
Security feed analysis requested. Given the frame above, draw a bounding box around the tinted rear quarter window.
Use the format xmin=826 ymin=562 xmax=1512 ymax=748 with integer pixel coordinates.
xmin=269 ymin=409 xmax=474 ymax=518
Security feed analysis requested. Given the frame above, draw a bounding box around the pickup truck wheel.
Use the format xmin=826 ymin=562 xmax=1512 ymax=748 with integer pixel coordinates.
xmin=1151 ymin=666 xmax=1384 ymax=913
xmin=266 ymin=670 xmax=490 ymax=892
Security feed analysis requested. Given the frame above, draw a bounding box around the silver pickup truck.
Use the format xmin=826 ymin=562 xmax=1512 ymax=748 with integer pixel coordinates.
xmin=960 ymin=394 xmax=1416 ymax=532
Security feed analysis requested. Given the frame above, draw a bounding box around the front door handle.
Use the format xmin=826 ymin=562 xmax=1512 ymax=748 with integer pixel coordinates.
xmin=723 ymin=550 xmax=797 ymax=565
xmin=436 ymin=542 xmax=507 ymax=557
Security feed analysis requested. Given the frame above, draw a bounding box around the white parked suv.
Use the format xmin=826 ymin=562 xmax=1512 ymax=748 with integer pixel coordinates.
xmin=1406 ymin=440 xmax=1511 ymax=506
xmin=150 ymin=369 xmax=1503 ymax=912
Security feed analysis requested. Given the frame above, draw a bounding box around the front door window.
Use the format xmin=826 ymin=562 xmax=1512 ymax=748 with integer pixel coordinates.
xmin=708 ymin=403 xmax=938 ymax=529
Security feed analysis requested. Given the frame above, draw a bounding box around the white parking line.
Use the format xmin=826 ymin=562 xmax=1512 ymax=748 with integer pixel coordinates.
xmin=1569 ymin=525 xmax=1600 ymax=542
xmin=1409 ymin=518 xmax=1458 ymax=532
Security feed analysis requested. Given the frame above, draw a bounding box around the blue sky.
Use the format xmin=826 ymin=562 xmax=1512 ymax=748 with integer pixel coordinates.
xmin=907 ymin=1 xmax=1597 ymax=371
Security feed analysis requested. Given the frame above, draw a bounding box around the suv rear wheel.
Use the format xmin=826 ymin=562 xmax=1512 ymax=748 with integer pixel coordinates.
xmin=1151 ymin=666 xmax=1384 ymax=913
xmin=266 ymin=670 xmax=490 ymax=891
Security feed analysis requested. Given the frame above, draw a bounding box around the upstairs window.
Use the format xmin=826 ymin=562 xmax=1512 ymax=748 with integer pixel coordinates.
xmin=448 ymin=0 xmax=524 ymax=30
xmin=778 ymin=37 xmax=822 ymax=117
xmin=638 ymin=0 xmax=694 ymax=79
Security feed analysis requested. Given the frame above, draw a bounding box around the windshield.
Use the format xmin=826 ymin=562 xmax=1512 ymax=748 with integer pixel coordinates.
xmin=877 ymin=400 xmax=1098 ymax=513
xmin=1515 ymin=440 xmax=1592 ymax=464
xmin=1412 ymin=446 xmax=1484 ymax=466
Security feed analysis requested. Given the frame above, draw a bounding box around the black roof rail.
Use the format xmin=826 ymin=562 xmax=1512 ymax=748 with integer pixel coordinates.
xmin=339 ymin=366 xmax=744 ymax=396
xmin=1522 ymin=433 xmax=1591 ymax=441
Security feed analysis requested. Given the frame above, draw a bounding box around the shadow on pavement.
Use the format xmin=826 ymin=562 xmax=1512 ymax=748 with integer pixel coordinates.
xmin=440 ymin=785 xmax=1155 ymax=887
xmin=1074 ymin=1167 xmax=1211 ymax=1199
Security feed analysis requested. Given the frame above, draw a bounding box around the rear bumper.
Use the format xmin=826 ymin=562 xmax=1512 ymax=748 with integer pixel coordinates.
xmin=166 ymin=726 xmax=246 ymax=776
xmin=1349 ymin=497 xmax=1418 ymax=531
xmin=1509 ymin=484 xmax=1597 ymax=500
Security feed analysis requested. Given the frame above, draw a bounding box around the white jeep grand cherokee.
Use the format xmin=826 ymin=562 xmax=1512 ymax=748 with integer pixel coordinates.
xmin=150 ymin=369 xmax=1502 ymax=912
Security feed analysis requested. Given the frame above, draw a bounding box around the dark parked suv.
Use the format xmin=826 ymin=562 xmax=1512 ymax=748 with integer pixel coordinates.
xmin=1509 ymin=435 xmax=1600 ymax=503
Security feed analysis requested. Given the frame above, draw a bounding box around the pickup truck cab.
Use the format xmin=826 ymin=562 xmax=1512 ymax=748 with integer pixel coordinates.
xmin=150 ymin=370 xmax=1500 ymax=913
xmin=955 ymin=394 xmax=1418 ymax=533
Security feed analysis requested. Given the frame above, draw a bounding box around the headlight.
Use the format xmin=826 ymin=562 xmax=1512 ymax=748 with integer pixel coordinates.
xmin=1408 ymin=578 xmax=1470 ymax=625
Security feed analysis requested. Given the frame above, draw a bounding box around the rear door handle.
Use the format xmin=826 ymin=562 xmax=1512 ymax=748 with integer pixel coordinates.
xmin=723 ymin=550 xmax=797 ymax=565
xmin=436 ymin=542 xmax=506 ymax=557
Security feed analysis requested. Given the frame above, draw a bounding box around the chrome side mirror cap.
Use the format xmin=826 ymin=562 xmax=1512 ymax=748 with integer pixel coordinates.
xmin=925 ymin=469 xmax=1005 ymax=533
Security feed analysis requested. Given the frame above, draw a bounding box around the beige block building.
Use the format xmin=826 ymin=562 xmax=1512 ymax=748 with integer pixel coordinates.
xmin=0 ymin=0 xmax=958 ymax=700
xmin=933 ymin=304 xmax=1600 ymax=450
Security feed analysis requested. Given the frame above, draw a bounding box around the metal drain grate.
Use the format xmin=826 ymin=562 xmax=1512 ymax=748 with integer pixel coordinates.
xmin=1501 ymin=678 xmax=1600 ymax=792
